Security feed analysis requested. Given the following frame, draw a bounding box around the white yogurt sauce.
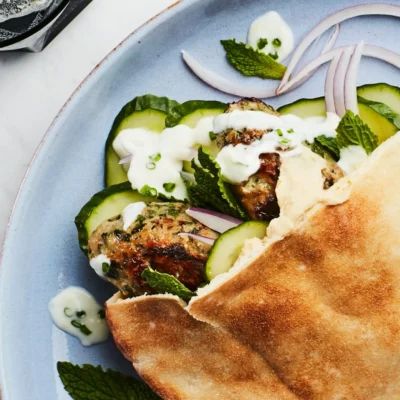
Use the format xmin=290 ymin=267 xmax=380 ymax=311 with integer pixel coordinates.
xmin=89 ymin=254 xmax=110 ymax=279
xmin=247 ymin=11 xmax=294 ymax=62
xmin=49 ymin=287 xmax=109 ymax=347
xmin=214 ymin=111 xmax=340 ymax=184
xmin=113 ymin=117 xmax=214 ymax=199
xmin=338 ymin=145 xmax=368 ymax=174
xmin=122 ymin=202 xmax=146 ymax=230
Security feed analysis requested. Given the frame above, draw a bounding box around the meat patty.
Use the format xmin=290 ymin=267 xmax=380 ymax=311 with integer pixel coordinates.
xmin=216 ymin=98 xmax=344 ymax=221
xmin=88 ymin=202 xmax=218 ymax=297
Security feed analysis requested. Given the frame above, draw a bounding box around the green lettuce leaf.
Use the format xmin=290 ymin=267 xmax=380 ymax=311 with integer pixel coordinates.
xmin=186 ymin=147 xmax=248 ymax=220
xmin=336 ymin=110 xmax=378 ymax=154
xmin=221 ymin=39 xmax=286 ymax=80
xmin=141 ymin=267 xmax=195 ymax=302
xmin=310 ymin=135 xmax=340 ymax=161
xmin=57 ymin=362 xmax=159 ymax=400
xmin=358 ymin=96 xmax=400 ymax=129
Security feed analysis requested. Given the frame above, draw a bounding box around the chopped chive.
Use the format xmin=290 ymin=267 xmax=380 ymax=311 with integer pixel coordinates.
xmin=149 ymin=153 xmax=161 ymax=162
xmin=257 ymin=38 xmax=268 ymax=50
xmin=269 ymin=52 xmax=279 ymax=60
xmin=272 ymin=38 xmax=282 ymax=47
xmin=102 ymin=262 xmax=110 ymax=273
xmin=287 ymin=128 xmax=294 ymax=134
xmin=64 ymin=307 xmax=73 ymax=318
xmin=98 ymin=310 xmax=106 ymax=319
xmin=146 ymin=162 xmax=156 ymax=170
xmin=163 ymin=182 xmax=176 ymax=193
xmin=279 ymin=138 xmax=291 ymax=145
xmin=276 ymin=129 xmax=283 ymax=136
xmin=71 ymin=320 xmax=92 ymax=336
xmin=141 ymin=185 xmax=158 ymax=197
xmin=76 ymin=310 xmax=86 ymax=318
xmin=209 ymin=131 xmax=217 ymax=141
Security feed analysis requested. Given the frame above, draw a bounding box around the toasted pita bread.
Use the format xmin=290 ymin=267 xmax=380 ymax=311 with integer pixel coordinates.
xmin=188 ymin=135 xmax=400 ymax=399
xmin=106 ymin=293 xmax=297 ymax=400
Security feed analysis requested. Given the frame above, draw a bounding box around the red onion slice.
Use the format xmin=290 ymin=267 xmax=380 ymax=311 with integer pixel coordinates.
xmin=179 ymin=233 xmax=215 ymax=246
xmin=278 ymin=4 xmax=400 ymax=92
xmin=334 ymin=46 xmax=354 ymax=117
xmin=325 ymin=52 xmax=342 ymax=114
xmin=322 ymin=24 xmax=340 ymax=54
xmin=119 ymin=154 xmax=132 ymax=165
xmin=345 ymin=41 xmax=364 ymax=115
xmin=186 ymin=206 xmax=242 ymax=233
xmin=279 ymin=45 xmax=400 ymax=95
xmin=182 ymin=51 xmax=278 ymax=98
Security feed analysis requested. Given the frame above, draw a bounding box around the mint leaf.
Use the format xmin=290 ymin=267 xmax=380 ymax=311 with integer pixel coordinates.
xmin=358 ymin=96 xmax=400 ymax=129
xmin=221 ymin=39 xmax=286 ymax=80
xmin=310 ymin=135 xmax=340 ymax=161
xmin=336 ymin=110 xmax=378 ymax=155
xmin=141 ymin=267 xmax=195 ymax=302
xmin=186 ymin=147 xmax=248 ymax=220
xmin=57 ymin=362 xmax=159 ymax=400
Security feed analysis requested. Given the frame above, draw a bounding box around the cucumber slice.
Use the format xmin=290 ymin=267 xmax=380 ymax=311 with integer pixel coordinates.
xmin=206 ymin=221 xmax=268 ymax=280
xmin=105 ymin=95 xmax=179 ymax=187
xmin=165 ymin=100 xmax=227 ymax=128
xmin=357 ymin=83 xmax=400 ymax=115
xmin=75 ymin=182 xmax=155 ymax=254
xmin=278 ymin=97 xmax=397 ymax=144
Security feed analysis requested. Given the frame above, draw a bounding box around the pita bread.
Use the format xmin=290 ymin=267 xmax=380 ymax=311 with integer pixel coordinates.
xmin=188 ymin=134 xmax=400 ymax=399
xmin=106 ymin=293 xmax=297 ymax=400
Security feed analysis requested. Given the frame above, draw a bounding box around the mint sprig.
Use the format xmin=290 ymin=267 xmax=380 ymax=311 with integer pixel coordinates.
xmin=57 ymin=362 xmax=159 ymax=400
xmin=186 ymin=147 xmax=248 ymax=220
xmin=141 ymin=267 xmax=195 ymax=302
xmin=336 ymin=110 xmax=378 ymax=154
xmin=221 ymin=39 xmax=286 ymax=80
xmin=310 ymin=135 xmax=340 ymax=161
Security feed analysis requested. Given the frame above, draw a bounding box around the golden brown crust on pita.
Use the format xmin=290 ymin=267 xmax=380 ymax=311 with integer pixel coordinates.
xmin=189 ymin=135 xmax=400 ymax=399
xmin=106 ymin=295 xmax=297 ymax=400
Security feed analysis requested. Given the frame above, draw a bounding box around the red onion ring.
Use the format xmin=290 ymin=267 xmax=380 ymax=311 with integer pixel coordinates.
xmin=178 ymin=233 xmax=215 ymax=246
xmin=325 ymin=51 xmax=342 ymax=114
xmin=334 ymin=46 xmax=354 ymax=117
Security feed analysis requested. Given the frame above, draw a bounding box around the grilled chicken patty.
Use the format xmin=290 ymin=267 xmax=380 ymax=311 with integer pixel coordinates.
xmin=216 ymin=98 xmax=344 ymax=221
xmin=88 ymin=202 xmax=218 ymax=297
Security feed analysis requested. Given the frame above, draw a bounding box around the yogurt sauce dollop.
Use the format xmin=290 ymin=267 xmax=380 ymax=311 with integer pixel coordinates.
xmin=49 ymin=287 xmax=109 ymax=346
xmin=247 ymin=11 xmax=294 ymax=62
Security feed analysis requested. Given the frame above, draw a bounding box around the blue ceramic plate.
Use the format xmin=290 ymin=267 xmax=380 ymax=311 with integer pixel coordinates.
xmin=0 ymin=0 xmax=399 ymax=398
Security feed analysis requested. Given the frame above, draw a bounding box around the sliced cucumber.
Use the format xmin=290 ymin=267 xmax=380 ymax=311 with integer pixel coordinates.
xmin=165 ymin=100 xmax=226 ymax=128
xmin=105 ymin=95 xmax=179 ymax=187
xmin=357 ymin=83 xmax=400 ymax=115
xmin=75 ymin=182 xmax=156 ymax=254
xmin=206 ymin=221 xmax=268 ymax=280
xmin=278 ymin=97 xmax=397 ymax=144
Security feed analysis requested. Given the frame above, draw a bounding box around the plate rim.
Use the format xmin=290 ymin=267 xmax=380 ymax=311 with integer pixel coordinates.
xmin=0 ymin=0 xmax=186 ymax=397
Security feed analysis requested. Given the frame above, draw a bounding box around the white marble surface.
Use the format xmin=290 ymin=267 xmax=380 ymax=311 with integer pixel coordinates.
xmin=0 ymin=0 xmax=175 ymax=244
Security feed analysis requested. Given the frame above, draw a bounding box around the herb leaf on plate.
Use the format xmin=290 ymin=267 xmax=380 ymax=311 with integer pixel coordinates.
xmin=141 ymin=267 xmax=195 ymax=302
xmin=186 ymin=147 xmax=248 ymax=220
xmin=310 ymin=135 xmax=340 ymax=161
xmin=57 ymin=362 xmax=160 ymax=400
xmin=221 ymin=39 xmax=286 ymax=80
xmin=336 ymin=110 xmax=378 ymax=154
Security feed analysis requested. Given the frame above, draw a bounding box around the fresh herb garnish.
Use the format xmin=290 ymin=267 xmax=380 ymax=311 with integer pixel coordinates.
xmin=311 ymin=135 xmax=341 ymax=161
xmin=336 ymin=110 xmax=378 ymax=154
xmin=76 ymin=311 xmax=86 ymax=318
xmin=141 ymin=267 xmax=195 ymax=302
xmin=146 ymin=162 xmax=156 ymax=170
xmin=209 ymin=131 xmax=217 ymax=140
xmin=257 ymin=38 xmax=268 ymax=50
xmin=272 ymin=38 xmax=282 ymax=47
xmin=141 ymin=185 xmax=158 ymax=197
xmin=268 ymin=51 xmax=279 ymax=60
xmin=221 ymin=39 xmax=286 ymax=80
xmin=279 ymin=138 xmax=291 ymax=146
xmin=185 ymin=147 xmax=248 ymax=219
xmin=71 ymin=320 xmax=92 ymax=336
xmin=64 ymin=307 xmax=73 ymax=318
xmin=287 ymin=128 xmax=294 ymax=134
xmin=98 ymin=310 xmax=106 ymax=319
xmin=102 ymin=262 xmax=110 ymax=273
xmin=57 ymin=362 xmax=160 ymax=400
xmin=358 ymin=96 xmax=400 ymax=129
xmin=276 ymin=128 xmax=283 ymax=136
xmin=163 ymin=182 xmax=176 ymax=193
